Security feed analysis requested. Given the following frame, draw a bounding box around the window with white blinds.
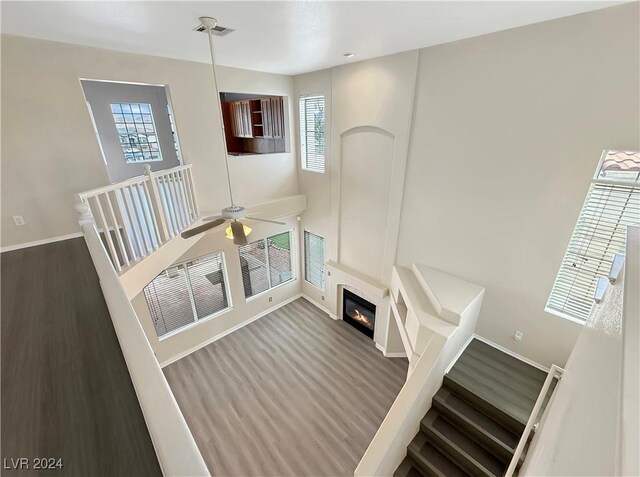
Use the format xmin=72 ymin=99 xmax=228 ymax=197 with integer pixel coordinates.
xmin=546 ymin=150 xmax=640 ymax=322
xmin=239 ymin=231 xmax=295 ymax=299
xmin=144 ymin=251 xmax=230 ymax=338
xmin=299 ymin=95 xmax=325 ymax=173
xmin=304 ymin=231 xmax=325 ymax=290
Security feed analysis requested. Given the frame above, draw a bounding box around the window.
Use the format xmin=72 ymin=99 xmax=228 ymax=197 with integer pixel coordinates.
xmin=239 ymin=231 xmax=295 ymax=299
xmin=111 ymin=102 xmax=162 ymax=163
xmin=547 ymin=150 xmax=640 ymax=322
xmin=304 ymin=231 xmax=325 ymax=290
xmin=144 ymin=252 xmax=230 ymax=338
xmin=299 ymin=95 xmax=325 ymax=172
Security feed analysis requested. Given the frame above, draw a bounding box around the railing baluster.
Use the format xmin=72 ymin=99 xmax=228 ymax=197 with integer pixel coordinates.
xmin=144 ymin=166 xmax=170 ymax=244
xmin=141 ymin=181 xmax=162 ymax=250
xmin=159 ymin=176 xmax=178 ymax=237
xmin=129 ymin=184 xmax=153 ymax=255
xmin=173 ymin=172 xmax=190 ymax=227
xmin=136 ymin=183 xmax=160 ymax=251
xmin=122 ymin=185 xmax=146 ymax=259
xmin=91 ymin=195 xmax=122 ymax=272
xmin=105 ymin=190 xmax=130 ymax=267
xmin=184 ymin=167 xmax=199 ymax=219
xmin=167 ymin=173 xmax=186 ymax=230
xmin=177 ymin=170 xmax=193 ymax=223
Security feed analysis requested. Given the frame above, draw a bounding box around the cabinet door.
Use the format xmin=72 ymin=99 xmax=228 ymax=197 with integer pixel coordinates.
xmin=229 ymin=102 xmax=240 ymax=137
xmin=242 ymin=100 xmax=253 ymax=138
xmin=231 ymin=100 xmax=253 ymax=138
xmin=270 ymin=97 xmax=284 ymax=138
xmin=261 ymin=98 xmax=272 ymax=138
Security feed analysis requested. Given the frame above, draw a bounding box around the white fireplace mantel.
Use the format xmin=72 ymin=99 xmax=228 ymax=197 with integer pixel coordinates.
xmin=325 ymin=260 xmax=389 ymax=299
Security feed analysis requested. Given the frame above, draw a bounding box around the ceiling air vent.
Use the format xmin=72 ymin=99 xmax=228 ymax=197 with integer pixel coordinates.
xmin=193 ymin=24 xmax=235 ymax=36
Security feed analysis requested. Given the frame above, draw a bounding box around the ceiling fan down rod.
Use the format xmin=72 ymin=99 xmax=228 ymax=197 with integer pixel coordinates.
xmin=200 ymin=16 xmax=235 ymax=207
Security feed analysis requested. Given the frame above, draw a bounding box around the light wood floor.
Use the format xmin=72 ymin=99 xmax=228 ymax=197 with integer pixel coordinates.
xmin=164 ymin=298 xmax=408 ymax=477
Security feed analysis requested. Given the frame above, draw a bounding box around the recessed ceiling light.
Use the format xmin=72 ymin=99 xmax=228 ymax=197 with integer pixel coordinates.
xmin=343 ymin=52 xmax=356 ymax=58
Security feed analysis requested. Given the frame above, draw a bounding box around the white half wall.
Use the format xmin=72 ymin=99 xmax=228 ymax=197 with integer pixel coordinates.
xmin=395 ymin=3 xmax=639 ymax=367
xmin=1 ymin=35 xmax=298 ymax=249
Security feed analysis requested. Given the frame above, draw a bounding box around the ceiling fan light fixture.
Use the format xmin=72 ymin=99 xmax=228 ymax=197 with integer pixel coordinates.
xmin=225 ymin=223 xmax=252 ymax=240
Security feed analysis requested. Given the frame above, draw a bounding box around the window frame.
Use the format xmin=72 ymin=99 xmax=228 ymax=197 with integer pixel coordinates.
xmin=111 ymin=102 xmax=164 ymax=164
xmin=545 ymin=150 xmax=640 ymax=323
xmin=144 ymin=250 xmax=232 ymax=340
xmin=303 ymin=229 xmax=325 ymax=291
xmin=239 ymin=229 xmax=297 ymax=302
xmin=299 ymin=94 xmax=326 ymax=173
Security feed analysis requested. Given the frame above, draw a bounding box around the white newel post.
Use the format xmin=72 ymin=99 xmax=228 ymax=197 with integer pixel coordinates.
xmin=144 ymin=165 xmax=171 ymax=243
xmin=75 ymin=195 xmax=95 ymax=227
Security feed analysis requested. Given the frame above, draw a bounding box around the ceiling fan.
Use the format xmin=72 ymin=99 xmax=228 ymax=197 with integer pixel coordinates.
xmin=181 ymin=17 xmax=284 ymax=246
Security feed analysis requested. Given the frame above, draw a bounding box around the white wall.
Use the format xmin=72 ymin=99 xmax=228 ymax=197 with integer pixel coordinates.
xmin=294 ymin=69 xmax=333 ymax=308
xmin=395 ymin=3 xmax=639 ymax=367
xmin=132 ymin=217 xmax=302 ymax=365
xmin=1 ymin=35 xmax=298 ymax=248
xmin=330 ymin=51 xmax=418 ymax=285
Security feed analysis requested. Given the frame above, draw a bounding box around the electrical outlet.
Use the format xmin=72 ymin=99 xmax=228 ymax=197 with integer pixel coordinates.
xmin=12 ymin=215 xmax=25 ymax=226
xmin=514 ymin=331 xmax=524 ymax=342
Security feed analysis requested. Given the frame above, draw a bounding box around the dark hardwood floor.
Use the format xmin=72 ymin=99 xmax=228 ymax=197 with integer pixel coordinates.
xmin=1 ymin=238 xmax=160 ymax=476
xmin=164 ymin=298 xmax=409 ymax=477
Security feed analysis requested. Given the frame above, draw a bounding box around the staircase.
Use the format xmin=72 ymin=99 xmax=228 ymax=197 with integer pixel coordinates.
xmin=395 ymin=339 xmax=554 ymax=477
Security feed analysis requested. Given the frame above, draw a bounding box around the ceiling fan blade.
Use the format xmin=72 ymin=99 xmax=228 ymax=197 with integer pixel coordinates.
xmin=202 ymin=215 xmax=224 ymax=222
xmin=245 ymin=216 xmax=286 ymax=225
xmin=230 ymin=220 xmax=248 ymax=246
xmin=181 ymin=218 xmax=227 ymax=239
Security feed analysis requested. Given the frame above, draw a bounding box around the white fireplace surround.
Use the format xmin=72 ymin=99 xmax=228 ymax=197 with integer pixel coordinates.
xmin=324 ymin=260 xmax=404 ymax=357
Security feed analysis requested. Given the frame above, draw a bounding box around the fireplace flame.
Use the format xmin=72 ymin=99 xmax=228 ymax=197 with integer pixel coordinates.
xmin=351 ymin=309 xmax=371 ymax=326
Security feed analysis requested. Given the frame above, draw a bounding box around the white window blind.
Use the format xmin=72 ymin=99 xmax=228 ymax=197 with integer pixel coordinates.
xmin=144 ymin=251 xmax=230 ymax=338
xmin=304 ymin=231 xmax=325 ymax=290
xmin=546 ymin=151 xmax=640 ymax=322
xmin=239 ymin=231 xmax=294 ymax=299
xmin=299 ymin=95 xmax=325 ymax=172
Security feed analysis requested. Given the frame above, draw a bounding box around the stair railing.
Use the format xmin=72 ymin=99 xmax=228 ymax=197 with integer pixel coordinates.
xmin=77 ymin=163 xmax=199 ymax=274
xmin=505 ymin=364 xmax=564 ymax=477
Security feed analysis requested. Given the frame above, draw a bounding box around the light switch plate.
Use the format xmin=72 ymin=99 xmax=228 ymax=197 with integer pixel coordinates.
xmin=514 ymin=331 xmax=524 ymax=342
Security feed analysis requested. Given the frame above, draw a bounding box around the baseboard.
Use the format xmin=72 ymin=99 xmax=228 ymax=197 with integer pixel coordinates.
xmin=160 ymin=293 xmax=303 ymax=368
xmin=1 ymin=232 xmax=84 ymax=253
xmin=385 ymin=351 xmax=408 ymax=358
xmin=301 ymin=294 xmax=334 ymax=318
xmin=473 ymin=334 xmax=549 ymax=372
xmin=374 ymin=342 xmax=407 ymax=358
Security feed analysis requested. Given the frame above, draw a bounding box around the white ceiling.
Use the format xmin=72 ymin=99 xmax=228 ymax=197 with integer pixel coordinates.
xmin=1 ymin=1 xmax=625 ymax=75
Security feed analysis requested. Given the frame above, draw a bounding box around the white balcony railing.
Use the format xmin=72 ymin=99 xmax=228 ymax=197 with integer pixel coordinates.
xmin=77 ymin=164 xmax=199 ymax=273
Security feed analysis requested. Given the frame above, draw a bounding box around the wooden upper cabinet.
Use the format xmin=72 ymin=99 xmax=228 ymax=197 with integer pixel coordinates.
xmin=229 ymin=96 xmax=285 ymax=140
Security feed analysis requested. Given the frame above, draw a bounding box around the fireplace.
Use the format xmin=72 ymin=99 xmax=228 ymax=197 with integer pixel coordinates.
xmin=342 ymin=289 xmax=376 ymax=339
